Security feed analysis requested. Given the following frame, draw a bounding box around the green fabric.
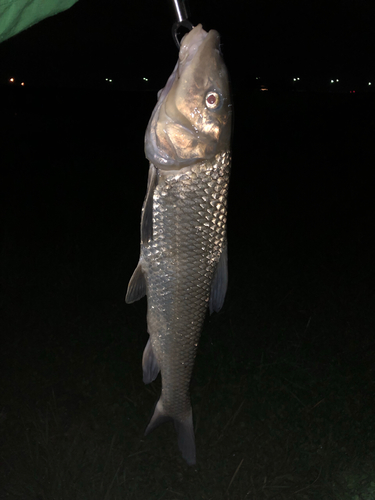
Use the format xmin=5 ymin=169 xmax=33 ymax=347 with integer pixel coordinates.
xmin=0 ymin=0 xmax=79 ymax=42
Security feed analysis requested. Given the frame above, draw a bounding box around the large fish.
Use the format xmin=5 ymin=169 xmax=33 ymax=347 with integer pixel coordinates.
xmin=126 ymin=24 xmax=232 ymax=465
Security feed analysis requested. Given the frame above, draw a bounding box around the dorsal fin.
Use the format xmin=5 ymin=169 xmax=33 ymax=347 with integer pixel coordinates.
xmin=209 ymin=244 xmax=228 ymax=314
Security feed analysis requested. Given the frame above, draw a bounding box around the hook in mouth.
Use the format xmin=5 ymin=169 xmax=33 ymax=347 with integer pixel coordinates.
xmin=172 ymin=20 xmax=194 ymax=49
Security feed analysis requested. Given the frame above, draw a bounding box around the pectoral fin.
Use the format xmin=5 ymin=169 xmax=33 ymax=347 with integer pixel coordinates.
xmin=209 ymin=244 xmax=228 ymax=314
xmin=141 ymin=164 xmax=158 ymax=245
xmin=125 ymin=263 xmax=146 ymax=303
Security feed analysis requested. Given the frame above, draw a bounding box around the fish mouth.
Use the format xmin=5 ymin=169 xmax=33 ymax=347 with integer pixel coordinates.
xmin=145 ymin=25 xmax=228 ymax=170
xmin=155 ymin=25 xmax=213 ymax=109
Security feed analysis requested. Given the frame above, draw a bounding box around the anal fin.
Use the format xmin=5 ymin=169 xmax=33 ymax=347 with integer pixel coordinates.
xmin=142 ymin=337 xmax=160 ymax=384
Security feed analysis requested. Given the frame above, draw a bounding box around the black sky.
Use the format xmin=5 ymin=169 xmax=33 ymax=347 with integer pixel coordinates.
xmin=1 ymin=0 xmax=374 ymax=88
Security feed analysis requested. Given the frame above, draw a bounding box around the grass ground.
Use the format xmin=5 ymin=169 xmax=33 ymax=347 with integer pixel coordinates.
xmin=0 ymin=87 xmax=374 ymax=499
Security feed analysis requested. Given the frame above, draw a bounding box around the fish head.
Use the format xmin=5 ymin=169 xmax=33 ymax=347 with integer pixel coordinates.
xmin=145 ymin=24 xmax=232 ymax=170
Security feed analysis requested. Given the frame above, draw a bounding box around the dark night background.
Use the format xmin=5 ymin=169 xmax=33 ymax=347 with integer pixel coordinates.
xmin=1 ymin=1 xmax=375 ymax=498
xmin=1 ymin=0 xmax=375 ymax=89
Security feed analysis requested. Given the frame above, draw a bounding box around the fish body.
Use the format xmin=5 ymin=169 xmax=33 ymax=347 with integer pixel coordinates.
xmin=126 ymin=25 xmax=232 ymax=465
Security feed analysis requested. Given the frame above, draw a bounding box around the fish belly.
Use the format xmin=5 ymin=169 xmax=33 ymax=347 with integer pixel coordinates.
xmin=141 ymin=152 xmax=230 ymax=463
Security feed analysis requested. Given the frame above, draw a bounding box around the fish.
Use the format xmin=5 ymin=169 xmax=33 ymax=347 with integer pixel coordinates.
xmin=125 ymin=24 xmax=232 ymax=465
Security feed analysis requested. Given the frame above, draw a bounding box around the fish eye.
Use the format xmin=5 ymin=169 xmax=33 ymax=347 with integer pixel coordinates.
xmin=205 ymin=91 xmax=221 ymax=109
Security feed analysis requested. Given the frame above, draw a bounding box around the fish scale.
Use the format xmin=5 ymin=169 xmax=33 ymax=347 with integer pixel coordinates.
xmin=143 ymin=152 xmax=230 ymax=412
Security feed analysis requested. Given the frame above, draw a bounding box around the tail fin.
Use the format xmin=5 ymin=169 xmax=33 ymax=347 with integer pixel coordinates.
xmin=144 ymin=399 xmax=172 ymax=435
xmin=145 ymin=399 xmax=196 ymax=465
xmin=174 ymin=410 xmax=196 ymax=466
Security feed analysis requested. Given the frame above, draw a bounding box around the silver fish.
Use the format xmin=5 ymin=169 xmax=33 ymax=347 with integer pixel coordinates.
xmin=126 ymin=24 xmax=232 ymax=465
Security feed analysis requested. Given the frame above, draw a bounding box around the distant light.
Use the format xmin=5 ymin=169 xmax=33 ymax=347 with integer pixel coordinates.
xmin=369 ymin=82 xmax=372 ymax=86
xmin=256 ymin=77 xmax=260 ymax=80
xmin=297 ymin=77 xmax=300 ymax=81
xmin=330 ymin=80 xmax=334 ymax=83
xmin=105 ymin=78 xmax=113 ymax=83
xmin=350 ymin=90 xmax=355 ymax=93
xmin=9 ymin=77 xmax=14 ymax=83
xmin=293 ymin=78 xmax=296 ymax=81
xmin=143 ymin=77 xmax=148 ymax=82
xmin=21 ymin=82 xmax=25 ymax=86
xmin=336 ymin=79 xmax=339 ymax=82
